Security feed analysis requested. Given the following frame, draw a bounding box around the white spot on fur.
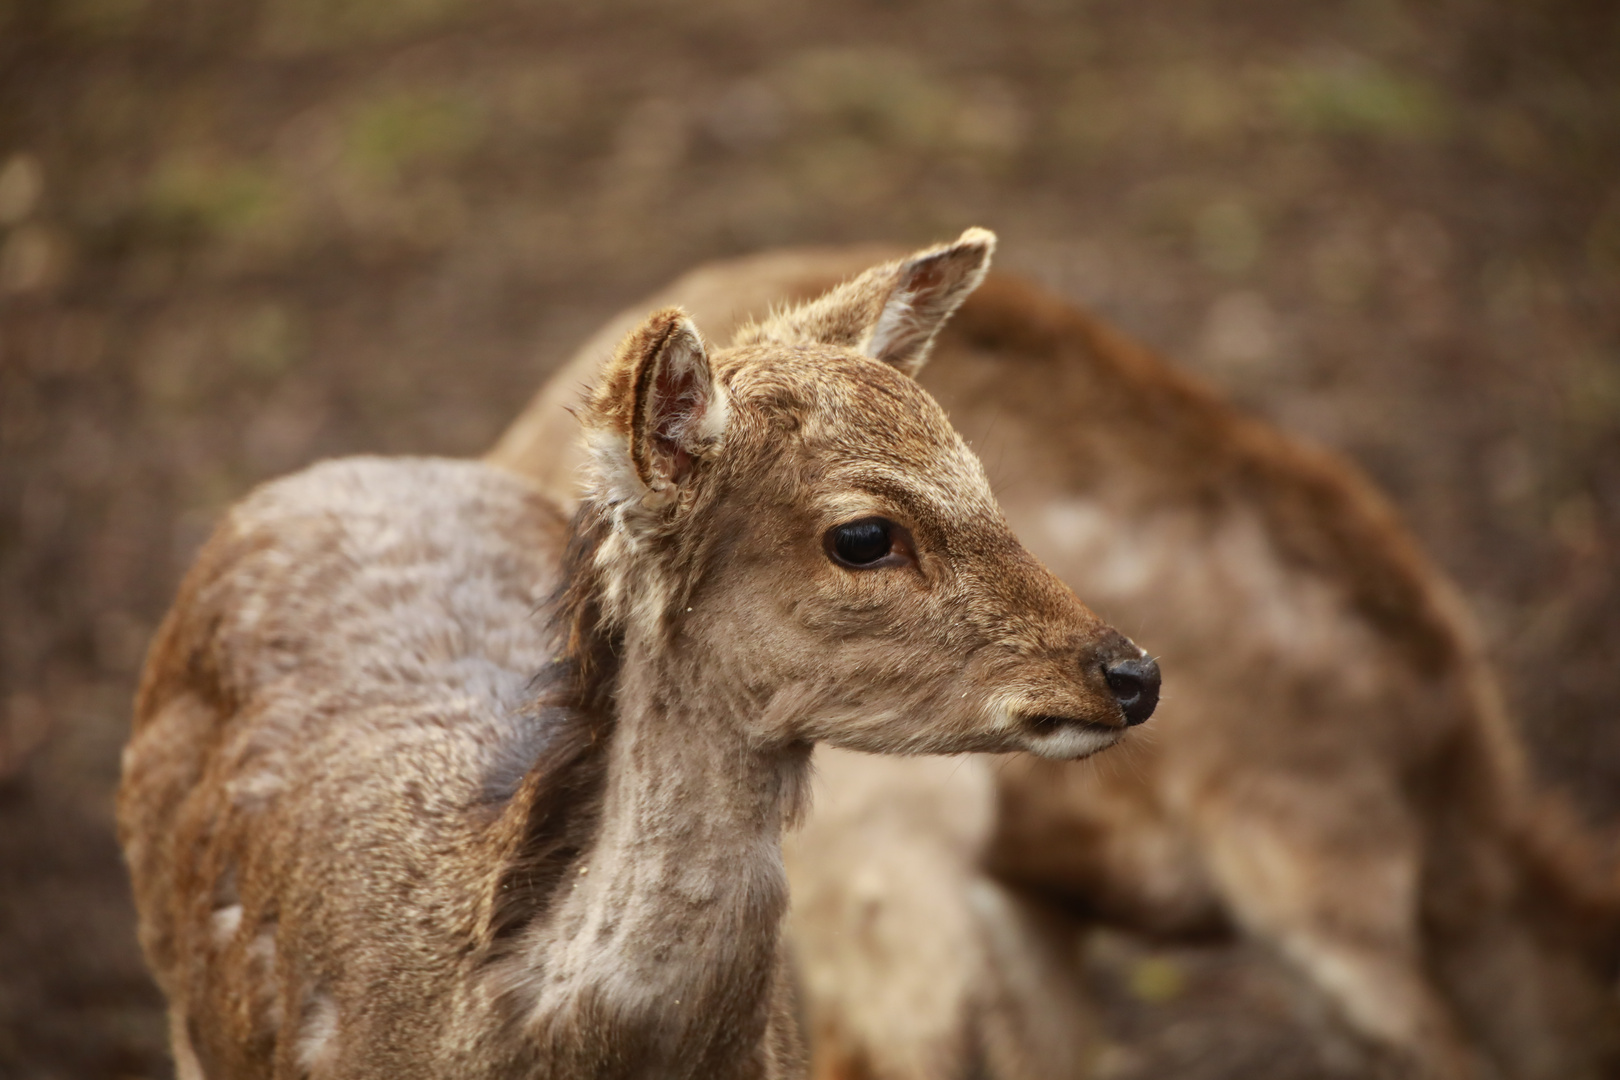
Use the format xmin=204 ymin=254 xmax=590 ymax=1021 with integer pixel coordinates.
xmin=245 ymin=925 xmax=285 ymax=1036
xmin=227 ymin=768 xmax=287 ymax=811
xmin=296 ymin=992 xmax=339 ymax=1075
xmin=211 ymin=903 xmax=243 ymax=944
xmin=1039 ymin=499 xmax=1109 ymax=556
xmin=1040 ymin=497 xmax=1159 ymax=594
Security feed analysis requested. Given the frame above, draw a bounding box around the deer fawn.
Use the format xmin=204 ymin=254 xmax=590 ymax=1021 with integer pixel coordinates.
xmin=118 ymin=230 xmax=1160 ymax=1080
xmin=490 ymin=245 xmax=1620 ymax=1080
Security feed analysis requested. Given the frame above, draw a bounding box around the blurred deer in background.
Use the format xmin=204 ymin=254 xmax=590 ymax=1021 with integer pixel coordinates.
xmin=119 ymin=231 xmax=1159 ymax=1079
xmin=491 ymin=244 xmax=1620 ymax=1080
xmin=781 ymin=748 xmax=1101 ymax=1080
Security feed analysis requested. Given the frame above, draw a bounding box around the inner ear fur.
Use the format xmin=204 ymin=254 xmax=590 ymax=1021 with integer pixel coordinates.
xmin=733 ymin=226 xmax=996 ymax=378
xmin=588 ymin=307 xmax=719 ymax=496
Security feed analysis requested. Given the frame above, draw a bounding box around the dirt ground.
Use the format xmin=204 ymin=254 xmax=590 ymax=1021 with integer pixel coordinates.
xmin=1 ymin=0 xmax=1616 ymax=1076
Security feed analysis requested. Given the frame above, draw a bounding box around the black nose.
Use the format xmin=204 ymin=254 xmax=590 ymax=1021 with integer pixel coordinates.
xmin=1104 ymin=655 xmax=1160 ymax=727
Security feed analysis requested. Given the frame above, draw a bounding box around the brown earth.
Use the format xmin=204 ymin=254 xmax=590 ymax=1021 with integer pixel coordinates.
xmin=1 ymin=0 xmax=1616 ymax=1077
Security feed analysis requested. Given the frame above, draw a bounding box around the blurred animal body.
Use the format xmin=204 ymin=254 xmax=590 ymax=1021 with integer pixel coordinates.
xmin=118 ymin=232 xmax=1157 ymax=1079
xmin=782 ymin=749 xmax=1099 ymax=1080
xmin=490 ymin=245 xmax=1620 ymax=1080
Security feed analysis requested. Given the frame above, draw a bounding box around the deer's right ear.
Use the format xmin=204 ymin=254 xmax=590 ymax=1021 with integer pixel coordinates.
xmin=733 ymin=227 xmax=996 ymax=379
xmin=586 ymin=308 xmax=726 ymax=507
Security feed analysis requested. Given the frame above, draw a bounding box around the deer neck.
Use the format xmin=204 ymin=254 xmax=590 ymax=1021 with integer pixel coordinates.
xmin=593 ymin=627 xmax=806 ymax=952
xmin=513 ymin=607 xmax=810 ymax=1071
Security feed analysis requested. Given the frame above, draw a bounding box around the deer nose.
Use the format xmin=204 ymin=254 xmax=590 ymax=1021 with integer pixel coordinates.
xmin=1103 ymin=655 xmax=1160 ymax=727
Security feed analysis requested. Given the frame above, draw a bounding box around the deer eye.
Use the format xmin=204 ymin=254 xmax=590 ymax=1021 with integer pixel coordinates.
xmin=827 ymin=518 xmax=895 ymax=568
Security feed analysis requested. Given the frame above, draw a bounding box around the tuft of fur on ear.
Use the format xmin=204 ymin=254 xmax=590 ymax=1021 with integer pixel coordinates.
xmin=732 ymin=227 xmax=996 ymax=378
xmin=584 ymin=307 xmax=726 ymax=508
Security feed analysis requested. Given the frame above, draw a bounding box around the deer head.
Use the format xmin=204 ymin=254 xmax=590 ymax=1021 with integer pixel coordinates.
xmin=577 ymin=228 xmax=1157 ymax=760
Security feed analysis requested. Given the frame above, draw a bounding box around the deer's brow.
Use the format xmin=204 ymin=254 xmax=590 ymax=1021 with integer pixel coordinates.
xmin=847 ymin=474 xmax=955 ymax=528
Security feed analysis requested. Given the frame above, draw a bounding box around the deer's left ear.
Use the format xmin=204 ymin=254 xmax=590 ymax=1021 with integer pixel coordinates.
xmin=733 ymin=227 xmax=996 ymax=379
xmin=588 ymin=307 xmax=726 ymax=505
xmin=860 ymin=227 xmax=996 ymax=377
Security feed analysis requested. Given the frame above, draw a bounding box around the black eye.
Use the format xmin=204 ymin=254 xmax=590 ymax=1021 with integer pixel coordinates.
xmin=827 ymin=517 xmax=895 ymax=568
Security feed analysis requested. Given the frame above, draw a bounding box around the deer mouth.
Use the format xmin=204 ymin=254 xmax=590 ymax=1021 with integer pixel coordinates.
xmin=1016 ymin=713 xmax=1127 ymax=760
xmin=1021 ymin=713 xmax=1121 ymax=737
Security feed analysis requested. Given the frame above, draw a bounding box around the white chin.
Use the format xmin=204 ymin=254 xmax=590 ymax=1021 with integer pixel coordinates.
xmin=1023 ymin=725 xmax=1124 ymax=761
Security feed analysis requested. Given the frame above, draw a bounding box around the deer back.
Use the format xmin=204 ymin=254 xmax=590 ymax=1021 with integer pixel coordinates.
xmin=120 ymin=457 xmax=576 ymax=1077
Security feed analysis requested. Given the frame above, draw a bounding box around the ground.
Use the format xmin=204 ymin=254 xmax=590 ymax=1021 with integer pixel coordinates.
xmin=0 ymin=0 xmax=1617 ymax=1076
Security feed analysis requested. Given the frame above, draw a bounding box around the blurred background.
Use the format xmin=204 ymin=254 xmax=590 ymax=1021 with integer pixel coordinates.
xmin=0 ymin=0 xmax=1616 ymax=1076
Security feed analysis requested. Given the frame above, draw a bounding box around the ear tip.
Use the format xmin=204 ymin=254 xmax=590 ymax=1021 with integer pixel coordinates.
xmin=955 ymin=226 xmax=998 ymax=255
xmin=909 ymin=227 xmax=996 ymax=281
xmin=635 ymin=308 xmax=706 ymax=360
xmin=646 ymin=306 xmax=700 ymax=334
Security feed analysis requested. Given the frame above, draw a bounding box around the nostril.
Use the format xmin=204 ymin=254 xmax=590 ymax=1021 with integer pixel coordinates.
xmin=1103 ymin=656 xmax=1161 ymax=727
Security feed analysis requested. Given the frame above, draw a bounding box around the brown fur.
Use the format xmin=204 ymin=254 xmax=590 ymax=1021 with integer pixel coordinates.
xmin=119 ymin=233 xmax=1154 ymax=1079
xmin=783 ymin=751 xmax=1099 ymax=1080
xmin=491 ymin=246 xmax=1620 ymax=1080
